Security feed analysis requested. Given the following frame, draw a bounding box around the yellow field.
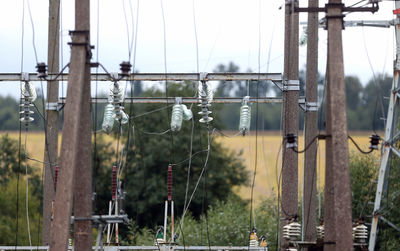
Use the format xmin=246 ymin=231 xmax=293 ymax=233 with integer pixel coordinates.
xmin=215 ymin=131 xmax=380 ymax=204
xmin=0 ymin=131 xmax=379 ymax=204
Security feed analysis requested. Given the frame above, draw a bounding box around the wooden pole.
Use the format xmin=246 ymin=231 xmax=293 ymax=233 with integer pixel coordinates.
xmin=303 ymin=0 xmax=318 ymax=245
xmin=281 ymin=1 xmax=299 ymax=250
xmin=49 ymin=0 xmax=92 ymax=250
xmin=43 ymin=0 xmax=60 ymax=245
xmin=324 ymin=1 xmax=353 ymax=250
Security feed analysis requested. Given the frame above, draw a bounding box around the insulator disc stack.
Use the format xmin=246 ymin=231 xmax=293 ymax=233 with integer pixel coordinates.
xmin=198 ymin=82 xmax=213 ymax=123
xmin=353 ymin=224 xmax=368 ymax=243
xmin=249 ymin=229 xmax=259 ymax=247
xmin=316 ymin=224 xmax=325 ymax=240
xmin=283 ymin=222 xmax=301 ymax=241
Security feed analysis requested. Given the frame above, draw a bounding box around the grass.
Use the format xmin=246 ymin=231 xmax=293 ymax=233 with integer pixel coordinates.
xmin=0 ymin=130 xmax=379 ymax=205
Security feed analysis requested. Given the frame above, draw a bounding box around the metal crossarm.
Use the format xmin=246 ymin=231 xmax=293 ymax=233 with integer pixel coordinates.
xmin=0 ymin=72 xmax=283 ymax=82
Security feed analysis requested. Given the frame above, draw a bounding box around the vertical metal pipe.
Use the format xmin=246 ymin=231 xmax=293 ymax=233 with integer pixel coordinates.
xmin=164 ymin=201 xmax=168 ymax=242
xmin=171 ymin=200 xmax=174 ymax=242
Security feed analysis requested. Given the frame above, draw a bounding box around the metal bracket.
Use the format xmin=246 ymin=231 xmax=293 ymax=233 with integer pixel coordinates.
xmin=300 ymin=101 xmax=318 ymax=112
xmin=283 ymin=80 xmax=300 ymax=91
xmin=46 ymin=102 xmax=63 ymax=111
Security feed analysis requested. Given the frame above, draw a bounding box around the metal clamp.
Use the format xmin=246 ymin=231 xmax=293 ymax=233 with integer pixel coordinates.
xmin=199 ymin=72 xmax=208 ymax=82
xmin=175 ymin=97 xmax=182 ymax=104
xmin=46 ymin=102 xmax=62 ymax=111
xmin=21 ymin=72 xmax=30 ymax=82
xmin=110 ymin=72 xmax=119 ymax=81
xmin=306 ymin=102 xmax=318 ymax=112
xmin=283 ymin=80 xmax=300 ymax=91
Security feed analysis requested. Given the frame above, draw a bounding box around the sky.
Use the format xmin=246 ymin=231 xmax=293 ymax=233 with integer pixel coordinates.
xmin=0 ymin=0 xmax=397 ymax=99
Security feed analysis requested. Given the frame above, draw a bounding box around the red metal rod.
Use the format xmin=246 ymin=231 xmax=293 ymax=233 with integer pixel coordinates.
xmin=112 ymin=165 xmax=117 ymax=200
xmin=54 ymin=166 xmax=59 ymax=191
xmin=168 ymin=165 xmax=172 ymax=201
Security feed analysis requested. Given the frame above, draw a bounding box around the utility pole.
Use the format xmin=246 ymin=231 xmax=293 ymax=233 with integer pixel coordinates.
xmin=282 ymin=0 xmax=299 ymax=250
xmin=324 ymin=0 xmax=353 ymax=250
xmin=303 ymin=0 xmax=318 ymax=245
xmin=49 ymin=0 xmax=92 ymax=250
xmin=43 ymin=0 xmax=60 ymax=245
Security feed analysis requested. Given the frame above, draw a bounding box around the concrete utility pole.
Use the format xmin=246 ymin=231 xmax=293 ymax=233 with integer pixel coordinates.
xmin=303 ymin=0 xmax=318 ymax=245
xmin=324 ymin=1 xmax=353 ymax=250
xmin=49 ymin=0 xmax=92 ymax=250
xmin=42 ymin=0 xmax=60 ymax=245
xmin=282 ymin=0 xmax=299 ymax=250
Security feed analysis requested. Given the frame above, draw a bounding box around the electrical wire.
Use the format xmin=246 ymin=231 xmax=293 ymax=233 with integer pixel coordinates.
xmin=23 ymin=128 xmax=32 ymax=248
xmin=26 ymin=0 xmax=38 ymax=64
xmin=93 ymin=0 xmax=101 ymax=214
xmin=15 ymin=0 xmax=26 ymax=244
xmin=348 ymin=135 xmax=374 ymax=154
xmin=178 ymin=128 xmax=215 ymax=232
xmin=362 ymin=26 xmax=386 ymax=134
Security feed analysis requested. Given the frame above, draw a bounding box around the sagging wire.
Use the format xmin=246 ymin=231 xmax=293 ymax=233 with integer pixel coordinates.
xmin=177 ymin=128 xmax=216 ymax=241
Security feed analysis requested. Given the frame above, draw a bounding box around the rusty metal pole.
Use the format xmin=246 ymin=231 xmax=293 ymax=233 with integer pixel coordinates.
xmin=49 ymin=0 xmax=92 ymax=250
xmin=324 ymin=1 xmax=353 ymax=250
xmin=281 ymin=1 xmax=299 ymax=250
xmin=303 ymin=0 xmax=318 ymax=245
xmin=42 ymin=0 xmax=60 ymax=245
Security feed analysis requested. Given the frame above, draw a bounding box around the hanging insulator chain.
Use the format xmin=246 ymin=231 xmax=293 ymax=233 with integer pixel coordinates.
xmin=20 ymin=81 xmax=36 ymax=125
xmin=102 ymin=104 xmax=115 ymax=134
xmin=198 ymin=80 xmax=213 ymax=123
xmin=239 ymin=96 xmax=251 ymax=135
xmin=171 ymin=97 xmax=193 ymax=132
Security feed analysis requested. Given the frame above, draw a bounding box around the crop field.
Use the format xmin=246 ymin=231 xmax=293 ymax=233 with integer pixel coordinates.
xmin=0 ymin=131 xmax=379 ymax=204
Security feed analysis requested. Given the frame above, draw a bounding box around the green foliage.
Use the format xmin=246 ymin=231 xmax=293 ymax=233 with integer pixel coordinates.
xmin=349 ymin=153 xmax=400 ymax=250
xmin=0 ymin=135 xmax=42 ymax=245
xmin=92 ymin=135 xmax=116 ymax=215
xmin=124 ymin=197 xmax=279 ymax=250
xmin=0 ymin=177 xmax=42 ymax=245
xmin=0 ymin=134 xmax=26 ymax=184
xmin=349 ymin=154 xmax=378 ymax=220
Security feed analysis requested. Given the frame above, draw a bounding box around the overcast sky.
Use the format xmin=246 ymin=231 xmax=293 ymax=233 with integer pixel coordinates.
xmin=0 ymin=0 xmax=397 ymax=98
